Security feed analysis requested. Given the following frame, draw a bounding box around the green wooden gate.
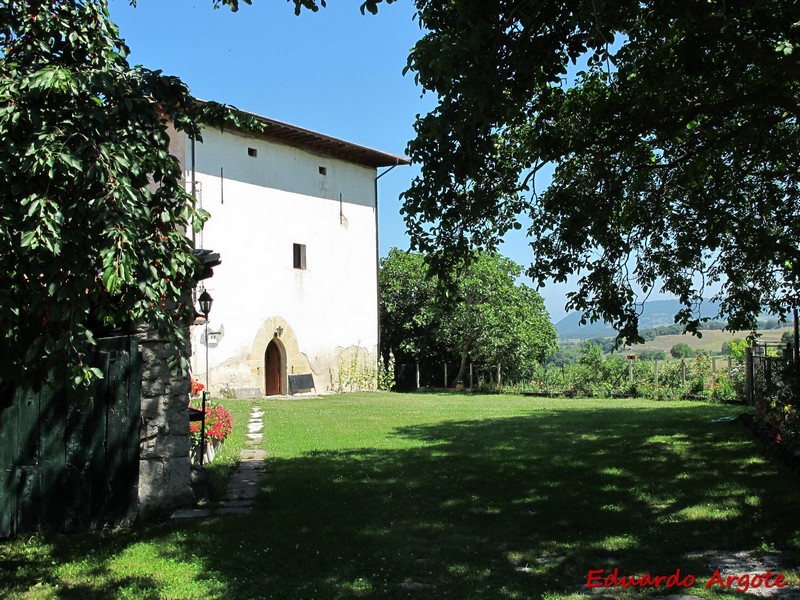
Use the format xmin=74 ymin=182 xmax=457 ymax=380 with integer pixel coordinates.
xmin=0 ymin=336 xmax=142 ymax=537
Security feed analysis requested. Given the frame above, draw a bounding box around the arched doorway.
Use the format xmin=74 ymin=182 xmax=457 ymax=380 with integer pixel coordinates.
xmin=264 ymin=339 xmax=283 ymax=395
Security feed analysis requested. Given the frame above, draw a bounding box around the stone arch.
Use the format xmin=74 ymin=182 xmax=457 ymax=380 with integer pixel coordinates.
xmin=247 ymin=317 xmax=304 ymax=396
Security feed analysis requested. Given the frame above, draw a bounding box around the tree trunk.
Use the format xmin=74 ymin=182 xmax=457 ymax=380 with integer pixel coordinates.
xmin=452 ymin=343 xmax=470 ymax=386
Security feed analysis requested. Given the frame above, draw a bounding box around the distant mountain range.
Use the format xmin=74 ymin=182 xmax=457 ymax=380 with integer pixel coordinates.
xmin=555 ymin=299 xmax=723 ymax=339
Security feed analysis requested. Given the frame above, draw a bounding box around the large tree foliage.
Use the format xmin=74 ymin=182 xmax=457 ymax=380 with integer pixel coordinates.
xmin=380 ymin=249 xmax=557 ymax=384
xmin=211 ymin=0 xmax=395 ymax=15
xmin=400 ymin=0 xmax=800 ymax=343
xmin=0 ymin=0 xmax=250 ymax=391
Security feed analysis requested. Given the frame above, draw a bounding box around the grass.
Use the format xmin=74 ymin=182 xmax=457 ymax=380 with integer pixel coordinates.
xmin=2 ymin=393 xmax=800 ymax=599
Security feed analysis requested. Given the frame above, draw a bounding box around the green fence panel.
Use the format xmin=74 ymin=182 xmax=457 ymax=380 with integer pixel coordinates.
xmin=123 ymin=339 xmax=142 ymax=521
xmin=15 ymin=389 xmax=42 ymax=534
xmin=0 ymin=335 xmax=142 ymax=538
xmin=40 ymin=387 xmax=67 ymax=532
xmin=65 ymin=351 xmax=110 ymax=533
xmin=103 ymin=336 xmax=138 ymax=524
xmin=0 ymin=391 xmax=19 ymax=537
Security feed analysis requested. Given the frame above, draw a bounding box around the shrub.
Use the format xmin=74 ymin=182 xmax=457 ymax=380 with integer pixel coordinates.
xmin=670 ymin=343 xmax=693 ymax=359
xmin=189 ymin=400 xmax=234 ymax=446
xmin=754 ymin=387 xmax=800 ymax=457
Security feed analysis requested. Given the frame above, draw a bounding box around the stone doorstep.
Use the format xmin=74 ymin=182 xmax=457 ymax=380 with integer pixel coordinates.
xmin=227 ymin=476 xmax=262 ymax=488
xmin=171 ymin=507 xmax=213 ymax=520
xmin=216 ymin=506 xmax=252 ymax=516
xmin=236 ymin=463 xmax=266 ymax=472
xmin=240 ymin=450 xmax=268 ymax=460
xmin=226 ymin=488 xmax=259 ymax=500
xmin=219 ymin=498 xmax=254 ymax=508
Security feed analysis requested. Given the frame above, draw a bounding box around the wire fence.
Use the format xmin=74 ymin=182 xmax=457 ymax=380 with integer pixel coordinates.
xmin=395 ymin=355 xmax=744 ymax=401
xmin=395 ymin=342 xmax=800 ymax=405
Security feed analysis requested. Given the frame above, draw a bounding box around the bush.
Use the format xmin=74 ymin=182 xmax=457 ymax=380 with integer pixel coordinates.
xmin=754 ymin=387 xmax=800 ymax=457
xmin=189 ymin=399 xmax=234 ymax=446
xmin=670 ymin=343 xmax=693 ymax=359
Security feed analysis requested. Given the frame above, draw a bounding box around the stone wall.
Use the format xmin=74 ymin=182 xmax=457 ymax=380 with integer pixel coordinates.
xmin=136 ymin=326 xmax=194 ymax=516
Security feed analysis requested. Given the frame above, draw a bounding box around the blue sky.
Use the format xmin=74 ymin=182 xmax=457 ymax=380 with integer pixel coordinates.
xmin=108 ymin=0 xmax=576 ymax=320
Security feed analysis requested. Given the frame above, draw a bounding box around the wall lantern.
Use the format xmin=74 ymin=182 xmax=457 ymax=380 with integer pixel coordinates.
xmin=198 ymin=290 xmax=214 ymax=318
xmin=197 ymin=289 xmax=213 ymax=464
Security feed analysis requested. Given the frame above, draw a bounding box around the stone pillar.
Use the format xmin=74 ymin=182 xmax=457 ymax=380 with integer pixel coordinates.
xmin=136 ymin=327 xmax=194 ymax=516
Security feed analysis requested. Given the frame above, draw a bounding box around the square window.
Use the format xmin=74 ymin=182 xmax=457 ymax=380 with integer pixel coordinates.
xmin=248 ymin=147 xmax=258 ymax=157
xmin=293 ymin=243 xmax=306 ymax=270
xmin=319 ymin=166 xmax=327 ymax=175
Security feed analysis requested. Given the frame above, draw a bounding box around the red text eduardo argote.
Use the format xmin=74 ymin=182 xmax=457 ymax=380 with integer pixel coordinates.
xmin=586 ymin=568 xmax=789 ymax=592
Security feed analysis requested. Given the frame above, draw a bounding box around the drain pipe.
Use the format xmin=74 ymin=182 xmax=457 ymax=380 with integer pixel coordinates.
xmin=190 ymin=135 xmax=197 ymax=247
xmin=374 ymin=162 xmax=401 ymax=374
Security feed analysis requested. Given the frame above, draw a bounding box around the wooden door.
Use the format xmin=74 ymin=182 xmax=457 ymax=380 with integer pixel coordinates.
xmin=264 ymin=340 xmax=282 ymax=396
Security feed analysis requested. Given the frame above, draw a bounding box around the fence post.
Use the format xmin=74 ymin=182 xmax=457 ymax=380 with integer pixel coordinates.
xmin=794 ymin=308 xmax=800 ymax=393
xmin=654 ymin=359 xmax=659 ymax=390
xmin=415 ymin=361 xmax=420 ymax=391
xmin=765 ymin=352 xmax=772 ymax=398
xmin=444 ymin=363 xmax=448 ymax=389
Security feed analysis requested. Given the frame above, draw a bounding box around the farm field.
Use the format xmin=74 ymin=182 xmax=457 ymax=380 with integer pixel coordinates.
xmin=631 ymin=326 xmax=794 ymax=354
xmin=2 ymin=393 xmax=799 ymax=599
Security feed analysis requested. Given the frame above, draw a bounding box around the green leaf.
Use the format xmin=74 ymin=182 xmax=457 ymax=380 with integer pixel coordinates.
xmin=19 ymin=230 xmax=38 ymax=249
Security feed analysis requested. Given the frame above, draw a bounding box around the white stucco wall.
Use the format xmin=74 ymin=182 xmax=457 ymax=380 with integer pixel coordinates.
xmin=184 ymin=127 xmax=380 ymax=393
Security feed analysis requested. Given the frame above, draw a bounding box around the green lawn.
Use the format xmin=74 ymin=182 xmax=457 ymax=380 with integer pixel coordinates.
xmin=2 ymin=393 xmax=799 ymax=599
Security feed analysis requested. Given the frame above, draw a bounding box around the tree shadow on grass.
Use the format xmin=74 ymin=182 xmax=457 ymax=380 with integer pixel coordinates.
xmin=0 ymin=536 xmax=168 ymax=600
xmin=166 ymin=404 xmax=800 ymax=599
xmin=5 ymin=403 xmax=800 ymax=599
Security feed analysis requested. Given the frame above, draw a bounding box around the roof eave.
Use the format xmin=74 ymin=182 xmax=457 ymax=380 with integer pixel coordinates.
xmin=202 ymin=101 xmax=411 ymax=169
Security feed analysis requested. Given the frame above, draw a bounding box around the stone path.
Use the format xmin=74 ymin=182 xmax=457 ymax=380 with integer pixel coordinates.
xmin=172 ymin=404 xmax=267 ymax=520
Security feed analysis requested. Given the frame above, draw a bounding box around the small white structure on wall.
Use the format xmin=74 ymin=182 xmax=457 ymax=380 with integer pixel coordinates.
xmin=173 ymin=110 xmax=408 ymax=395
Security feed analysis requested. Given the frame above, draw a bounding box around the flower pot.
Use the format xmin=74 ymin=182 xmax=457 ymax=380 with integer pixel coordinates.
xmin=192 ymin=440 xmax=223 ymax=465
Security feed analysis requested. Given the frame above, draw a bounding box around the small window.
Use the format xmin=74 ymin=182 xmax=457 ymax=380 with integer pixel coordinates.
xmin=318 ymin=166 xmax=327 ymax=176
xmin=293 ymin=243 xmax=306 ymax=270
xmin=248 ymin=147 xmax=258 ymax=157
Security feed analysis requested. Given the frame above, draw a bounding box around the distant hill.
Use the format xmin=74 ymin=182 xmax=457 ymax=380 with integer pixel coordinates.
xmin=555 ymin=299 xmax=723 ymax=339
